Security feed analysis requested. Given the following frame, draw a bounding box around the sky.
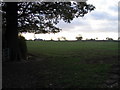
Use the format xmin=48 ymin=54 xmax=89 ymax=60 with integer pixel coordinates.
xmin=22 ymin=0 xmax=119 ymax=40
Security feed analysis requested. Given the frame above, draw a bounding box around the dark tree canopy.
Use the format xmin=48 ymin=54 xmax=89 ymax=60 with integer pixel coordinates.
xmin=2 ymin=2 xmax=95 ymax=34
xmin=1 ymin=2 xmax=95 ymax=61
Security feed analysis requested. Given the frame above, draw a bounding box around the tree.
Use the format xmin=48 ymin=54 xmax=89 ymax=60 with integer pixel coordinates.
xmin=106 ymin=37 xmax=113 ymax=40
xmin=2 ymin=2 xmax=95 ymax=61
xmin=57 ymin=37 xmax=60 ymax=41
xmin=61 ymin=36 xmax=67 ymax=41
xmin=90 ymin=38 xmax=95 ymax=40
xmin=76 ymin=34 xmax=83 ymax=40
xmin=118 ymin=37 xmax=120 ymax=40
xmin=5 ymin=3 xmax=19 ymax=61
xmin=2 ymin=2 xmax=95 ymax=33
xmin=96 ymin=37 xmax=98 ymax=40
xmin=50 ymin=38 xmax=54 ymax=41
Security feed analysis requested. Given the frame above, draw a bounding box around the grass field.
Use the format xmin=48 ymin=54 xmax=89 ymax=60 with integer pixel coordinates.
xmin=25 ymin=41 xmax=119 ymax=88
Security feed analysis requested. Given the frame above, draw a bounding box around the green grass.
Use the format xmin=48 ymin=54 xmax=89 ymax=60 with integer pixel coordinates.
xmin=27 ymin=41 xmax=118 ymax=57
xmin=26 ymin=41 xmax=119 ymax=88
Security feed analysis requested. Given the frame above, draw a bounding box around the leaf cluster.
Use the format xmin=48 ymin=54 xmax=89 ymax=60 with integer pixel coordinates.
xmin=1 ymin=2 xmax=95 ymax=34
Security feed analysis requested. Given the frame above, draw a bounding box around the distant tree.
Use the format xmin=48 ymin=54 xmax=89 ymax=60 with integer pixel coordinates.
xmin=106 ymin=37 xmax=109 ymax=40
xmin=61 ymin=36 xmax=67 ymax=41
xmin=86 ymin=38 xmax=95 ymax=40
xmin=50 ymin=38 xmax=54 ymax=41
xmin=90 ymin=38 xmax=95 ymax=40
xmin=118 ymin=37 xmax=120 ymax=40
xmin=96 ymin=37 xmax=98 ymax=40
xmin=57 ymin=37 xmax=60 ymax=41
xmin=106 ymin=37 xmax=113 ymax=40
xmin=76 ymin=34 xmax=83 ymax=40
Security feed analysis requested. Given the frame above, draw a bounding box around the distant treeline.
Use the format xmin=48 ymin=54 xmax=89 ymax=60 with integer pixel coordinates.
xmin=26 ymin=39 xmax=120 ymax=42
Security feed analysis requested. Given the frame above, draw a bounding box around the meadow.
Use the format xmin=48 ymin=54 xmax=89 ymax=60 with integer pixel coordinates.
xmin=26 ymin=41 xmax=119 ymax=88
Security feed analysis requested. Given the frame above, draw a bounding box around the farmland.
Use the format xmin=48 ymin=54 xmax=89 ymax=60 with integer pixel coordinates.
xmin=3 ymin=41 xmax=119 ymax=88
xmin=27 ymin=41 xmax=118 ymax=63
xmin=26 ymin=41 xmax=119 ymax=88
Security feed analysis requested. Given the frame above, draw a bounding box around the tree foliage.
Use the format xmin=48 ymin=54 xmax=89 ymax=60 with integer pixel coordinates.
xmin=118 ymin=37 xmax=120 ymax=40
xmin=106 ymin=37 xmax=113 ymax=40
xmin=61 ymin=36 xmax=67 ymax=41
xmin=76 ymin=34 xmax=83 ymax=40
xmin=1 ymin=2 xmax=95 ymax=61
xmin=1 ymin=2 xmax=95 ymax=34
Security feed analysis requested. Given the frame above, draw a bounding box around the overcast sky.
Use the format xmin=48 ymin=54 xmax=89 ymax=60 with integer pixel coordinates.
xmin=23 ymin=0 xmax=119 ymax=40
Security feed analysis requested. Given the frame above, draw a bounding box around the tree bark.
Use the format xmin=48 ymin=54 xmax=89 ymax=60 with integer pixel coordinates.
xmin=5 ymin=2 xmax=20 ymax=61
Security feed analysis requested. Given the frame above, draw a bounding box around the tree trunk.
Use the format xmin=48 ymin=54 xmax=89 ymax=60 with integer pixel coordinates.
xmin=5 ymin=2 xmax=20 ymax=61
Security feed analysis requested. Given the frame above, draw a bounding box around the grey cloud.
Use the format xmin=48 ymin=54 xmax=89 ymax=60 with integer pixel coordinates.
xmin=56 ymin=9 xmax=118 ymax=34
xmin=57 ymin=18 xmax=89 ymax=30
xmin=90 ymin=11 xmax=117 ymax=21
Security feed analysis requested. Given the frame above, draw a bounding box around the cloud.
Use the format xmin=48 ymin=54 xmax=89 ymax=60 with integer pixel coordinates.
xmin=57 ymin=17 xmax=89 ymax=31
xmin=109 ymin=5 xmax=118 ymax=12
xmin=90 ymin=11 xmax=117 ymax=21
xmin=57 ymin=0 xmax=118 ymax=35
xmin=29 ymin=0 xmax=119 ymax=40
